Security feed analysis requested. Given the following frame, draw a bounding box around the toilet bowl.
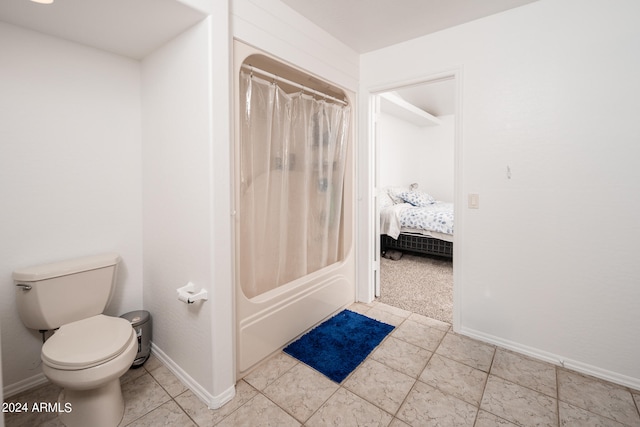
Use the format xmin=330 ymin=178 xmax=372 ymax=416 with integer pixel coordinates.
xmin=13 ymin=253 xmax=137 ymax=427
xmin=42 ymin=315 xmax=137 ymax=427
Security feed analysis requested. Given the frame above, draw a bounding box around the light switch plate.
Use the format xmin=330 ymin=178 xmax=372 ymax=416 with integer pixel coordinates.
xmin=468 ymin=193 xmax=479 ymax=209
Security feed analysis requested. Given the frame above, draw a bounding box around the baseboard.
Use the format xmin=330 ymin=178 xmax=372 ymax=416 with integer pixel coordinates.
xmin=460 ymin=326 xmax=640 ymax=391
xmin=3 ymin=372 xmax=48 ymax=398
xmin=3 ymin=345 xmax=237 ymax=410
xmin=150 ymin=343 xmax=236 ymax=409
xmin=558 ymin=358 xmax=640 ymax=392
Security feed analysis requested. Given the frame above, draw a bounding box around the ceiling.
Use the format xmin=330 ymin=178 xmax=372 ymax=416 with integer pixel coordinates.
xmin=1 ymin=0 xmax=539 ymax=116
xmin=394 ymin=79 xmax=456 ymax=117
xmin=281 ymin=0 xmax=539 ymax=54
xmin=281 ymin=0 xmax=539 ymax=117
xmin=0 ymin=0 xmax=206 ymax=59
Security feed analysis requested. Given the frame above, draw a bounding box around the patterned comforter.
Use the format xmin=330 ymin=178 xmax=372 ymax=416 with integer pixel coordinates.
xmin=380 ymin=202 xmax=454 ymax=239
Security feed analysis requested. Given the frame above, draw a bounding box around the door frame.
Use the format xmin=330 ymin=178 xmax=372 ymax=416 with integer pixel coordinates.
xmin=358 ymin=68 xmax=463 ymax=331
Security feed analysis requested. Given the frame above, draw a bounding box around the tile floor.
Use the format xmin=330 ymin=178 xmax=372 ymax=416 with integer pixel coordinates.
xmin=4 ymin=301 xmax=640 ymax=426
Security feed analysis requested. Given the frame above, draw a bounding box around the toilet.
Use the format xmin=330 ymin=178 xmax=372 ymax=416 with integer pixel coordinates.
xmin=13 ymin=253 xmax=137 ymax=427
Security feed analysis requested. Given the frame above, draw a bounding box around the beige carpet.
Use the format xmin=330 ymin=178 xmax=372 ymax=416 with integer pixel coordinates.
xmin=378 ymin=253 xmax=453 ymax=323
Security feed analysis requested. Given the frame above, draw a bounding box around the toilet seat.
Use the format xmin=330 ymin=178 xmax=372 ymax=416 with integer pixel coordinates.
xmin=42 ymin=314 xmax=134 ymax=370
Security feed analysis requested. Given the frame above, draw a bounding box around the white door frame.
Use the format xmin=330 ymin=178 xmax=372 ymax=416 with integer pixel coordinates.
xmin=358 ymin=68 xmax=464 ymax=331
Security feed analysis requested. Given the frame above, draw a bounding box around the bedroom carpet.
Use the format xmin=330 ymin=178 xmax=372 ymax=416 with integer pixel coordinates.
xmin=283 ymin=309 xmax=394 ymax=383
xmin=379 ymin=253 xmax=453 ymax=323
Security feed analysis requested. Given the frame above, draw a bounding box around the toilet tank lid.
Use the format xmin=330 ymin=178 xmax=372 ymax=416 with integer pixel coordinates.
xmin=13 ymin=253 xmax=120 ymax=282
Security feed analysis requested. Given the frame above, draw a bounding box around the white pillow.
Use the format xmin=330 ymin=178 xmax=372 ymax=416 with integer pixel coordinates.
xmin=399 ymin=190 xmax=435 ymax=207
xmin=386 ymin=186 xmax=409 ymax=204
xmin=378 ymin=189 xmax=394 ymax=208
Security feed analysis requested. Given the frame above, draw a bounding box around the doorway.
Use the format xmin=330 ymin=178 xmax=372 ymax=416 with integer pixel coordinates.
xmin=369 ymin=71 xmax=462 ymax=327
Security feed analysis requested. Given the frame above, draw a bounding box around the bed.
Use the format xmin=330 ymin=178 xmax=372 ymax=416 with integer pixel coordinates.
xmin=379 ymin=187 xmax=454 ymax=258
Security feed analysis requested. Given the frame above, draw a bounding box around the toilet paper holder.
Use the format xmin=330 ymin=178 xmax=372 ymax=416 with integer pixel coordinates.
xmin=177 ymin=282 xmax=208 ymax=304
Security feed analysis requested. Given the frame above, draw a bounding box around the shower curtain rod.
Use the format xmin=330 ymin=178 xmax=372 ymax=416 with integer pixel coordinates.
xmin=241 ymin=64 xmax=348 ymax=106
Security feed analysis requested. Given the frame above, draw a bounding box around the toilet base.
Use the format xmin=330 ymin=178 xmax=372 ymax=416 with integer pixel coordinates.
xmin=58 ymin=379 xmax=125 ymax=427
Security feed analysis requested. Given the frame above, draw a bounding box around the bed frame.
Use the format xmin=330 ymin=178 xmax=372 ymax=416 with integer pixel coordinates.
xmin=381 ymin=233 xmax=453 ymax=258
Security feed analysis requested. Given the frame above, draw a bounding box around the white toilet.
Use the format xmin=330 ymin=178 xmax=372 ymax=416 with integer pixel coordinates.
xmin=13 ymin=253 xmax=137 ymax=427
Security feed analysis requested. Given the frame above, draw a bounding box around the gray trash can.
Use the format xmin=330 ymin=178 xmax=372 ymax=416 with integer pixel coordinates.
xmin=120 ymin=310 xmax=151 ymax=368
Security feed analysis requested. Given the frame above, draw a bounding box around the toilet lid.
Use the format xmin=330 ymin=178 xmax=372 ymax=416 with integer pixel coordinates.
xmin=42 ymin=315 xmax=134 ymax=369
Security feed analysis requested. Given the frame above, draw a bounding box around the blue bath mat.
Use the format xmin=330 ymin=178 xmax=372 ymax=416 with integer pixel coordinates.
xmin=283 ymin=309 xmax=394 ymax=383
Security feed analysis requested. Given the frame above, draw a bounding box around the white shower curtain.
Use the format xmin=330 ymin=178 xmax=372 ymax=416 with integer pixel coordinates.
xmin=239 ymin=71 xmax=350 ymax=299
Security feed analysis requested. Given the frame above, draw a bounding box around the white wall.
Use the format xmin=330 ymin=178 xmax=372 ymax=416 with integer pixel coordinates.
xmin=378 ymin=113 xmax=454 ymax=202
xmin=141 ymin=0 xmax=358 ymax=403
xmin=0 ymin=324 xmax=4 ymax=427
xmin=232 ymin=0 xmax=359 ymax=92
xmin=0 ymin=6 xmax=232 ymax=405
xmin=141 ymin=17 xmax=226 ymax=404
xmin=421 ymin=115 xmax=454 ymax=202
xmin=378 ymin=113 xmax=425 ymax=189
xmin=360 ymin=0 xmax=640 ymax=388
xmin=208 ymin=0 xmax=235 ymax=404
xmin=0 ymin=0 xmax=355 ymax=404
xmin=0 ymin=22 xmax=143 ymax=393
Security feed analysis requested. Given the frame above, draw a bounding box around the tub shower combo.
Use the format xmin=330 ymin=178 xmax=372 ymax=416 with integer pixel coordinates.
xmin=234 ymin=42 xmax=355 ymax=377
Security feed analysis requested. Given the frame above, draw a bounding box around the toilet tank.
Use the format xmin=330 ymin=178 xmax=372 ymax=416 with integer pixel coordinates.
xmin=13 ymin=253 xmax=121 ymax=330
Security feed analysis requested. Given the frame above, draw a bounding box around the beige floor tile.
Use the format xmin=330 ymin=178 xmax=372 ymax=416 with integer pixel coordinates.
xmin=435 ymin=332 xmax=495 ymax=372
xmin=557 ymin=369 xmax=640 ymax=426
xmin=559 ymin=401 xmax=627 ymax=427
xmin=305 ymin=388 xmax=393 ymax=427
xmin=3 ymin=382 xmax=61 ymax=427
xmin=407 ymin=312 xmax=451 ymax=332
xmin=243 ymin=353 xmax=298 ymax=391
xmin=126 ymin=400 xmax=196 ymax=427
xmin=480 ymin=375 xmax=557 ymax=427
xmin=397 ymin=381 xmax=478 ymax=426
xmin=491 ymin=349 xmax=557 ymax=398
xmin=120 ymin=373 xmax=172 ymax=426
xmin=419 ymin=353 xmax=488 ymax=406
xmin=392 ymin=319 xmax=446 ymax=351
xmin=216 ymin=394 xmax=300 ymax=427
xmin=148 ymin=365 xmax=188 ymax=397
xmin=365 ymin=306 xmax=407 ymax=327
xmin=343 ymin=359 xmax=415 ymax=414
xmin=389 ymin=418 xmax=412 ymax=427
xmin=174 ymin=381 xmax=257 ymax=426
xmin=142 ymin=354 xmax=163 ymax=373
xmin=121 ymin=366 xmax=148 ymax=385
xmin=8 ymin=309 xmax=640 ymax=427
xmin=347 ymin=302 xmax=375 ymax=315
xmin=370 ymin=336 xmax=432 ymax=378
xmin=37 ymin=416 xmax=66 ymax=427
xmin=474 ymin=410 xmax=518 ymax=426
xmin=262 ymin=363 xmax=339 ymax=423
xmin=373 ymin=302 xmax=412 ymax=319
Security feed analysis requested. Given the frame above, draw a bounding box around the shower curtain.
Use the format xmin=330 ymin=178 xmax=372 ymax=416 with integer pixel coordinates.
xmin=239 ymin=71 xmax=350 ymax=299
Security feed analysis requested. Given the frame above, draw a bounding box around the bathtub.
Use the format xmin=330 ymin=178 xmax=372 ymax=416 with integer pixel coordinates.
xmin=234 ymin=41 xmax=355 ymax=377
